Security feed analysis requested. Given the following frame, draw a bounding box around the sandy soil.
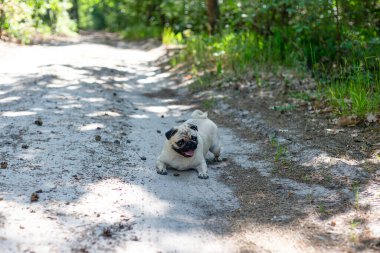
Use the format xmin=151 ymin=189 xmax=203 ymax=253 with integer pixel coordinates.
xmin=1 ymin=33 xmax=379 ymax=253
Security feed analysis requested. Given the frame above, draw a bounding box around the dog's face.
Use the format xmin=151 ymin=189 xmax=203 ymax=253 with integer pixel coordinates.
xmin=165 ymin=123 xmax=198 ymax=157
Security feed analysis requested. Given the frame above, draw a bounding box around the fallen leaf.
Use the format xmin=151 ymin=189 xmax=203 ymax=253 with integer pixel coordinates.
xmin=0 ymin=162 xmax=7 ymax=169
xmin=337 ymin=116 xmax=359 ymax=127
xmin=102 ymin=227 xmax=112 ymax=237
xmin=31 ymin=192 xmax=39 ymax=202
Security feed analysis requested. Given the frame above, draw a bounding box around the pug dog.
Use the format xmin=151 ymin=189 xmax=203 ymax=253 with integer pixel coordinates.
xmin=156 ymin=110 xmax=221 ymax=179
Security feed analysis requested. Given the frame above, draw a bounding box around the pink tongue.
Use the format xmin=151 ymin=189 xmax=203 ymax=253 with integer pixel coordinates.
xmin=184 ymin=150 xmax=194 ymax=156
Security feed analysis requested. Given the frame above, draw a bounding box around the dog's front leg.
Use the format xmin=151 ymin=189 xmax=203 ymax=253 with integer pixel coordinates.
xmin=156 ymin=160 xmax=168 ymax=175
xmin=197 ymin=159 xmax=209 ymax=179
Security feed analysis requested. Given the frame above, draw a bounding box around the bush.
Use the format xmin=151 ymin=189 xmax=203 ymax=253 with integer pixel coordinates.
xmin=0 ymin=0 xmax=76 ymax=43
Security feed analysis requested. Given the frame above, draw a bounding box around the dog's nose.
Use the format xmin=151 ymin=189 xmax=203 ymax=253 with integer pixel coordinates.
xmin=189 ymin=142 xmax=197 ymax=149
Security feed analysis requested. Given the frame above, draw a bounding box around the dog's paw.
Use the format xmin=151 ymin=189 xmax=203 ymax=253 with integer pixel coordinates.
xmin=198 ymin=173 xmax=209 ymax=179
xmin=156 ymin=169 xmax=168 ymax=175
xmin=213 ymin=156 xmax=222 ymax=162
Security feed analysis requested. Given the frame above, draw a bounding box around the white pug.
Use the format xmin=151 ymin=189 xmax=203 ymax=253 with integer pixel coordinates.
xmin=156 ymin=110 xmax=221 ymax=179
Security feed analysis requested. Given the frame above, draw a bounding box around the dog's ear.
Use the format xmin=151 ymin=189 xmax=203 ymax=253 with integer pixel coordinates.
xmin=165 ymin=128 xmax=178 ymax=140
xmin=188 ymin=124 xmax=198 ymax=131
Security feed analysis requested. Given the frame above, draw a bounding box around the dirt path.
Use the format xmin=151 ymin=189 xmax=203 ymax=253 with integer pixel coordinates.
xmin=0 ymin=34 xmax=379 ymax=253
xmin=0 ymin=35 xmax=240 ymax=252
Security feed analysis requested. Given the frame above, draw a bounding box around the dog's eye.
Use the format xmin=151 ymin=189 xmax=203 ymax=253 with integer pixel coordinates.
xmin=177 ymin=140 xmax=184 ymax=146
xmin=189 ymin=124 xmax=198 ymax=131
xmin=191 ymin=136 xmax=197 ymax=141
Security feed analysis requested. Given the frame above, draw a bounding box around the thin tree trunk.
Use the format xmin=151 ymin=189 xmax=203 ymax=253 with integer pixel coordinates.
xmin=72 ymin=0 xmax=80 ymax=29
xmin=334 ymin=0 xmax=341 ymax=57
xmin=0 ymin=0 xmax=4 ymax=38
xmin=206 ymin=0 xmax=219 ymax=34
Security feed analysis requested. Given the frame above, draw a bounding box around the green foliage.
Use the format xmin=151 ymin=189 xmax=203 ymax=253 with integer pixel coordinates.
xmin=121 ymin=25 xmax=161 ymax=41
xmin=163 ymin=0 xmax=380 ymax=117
xmin=1 ymin=0 xmax=379 ymax=116
xmin=0 ymin=0 xmax=76 ymax=43
xmin=289 ymin=91 xmax=313 ymax=101
xmin=274 ymin=144 xmax=287 ymax=162
xmin=327 ymin=61 xmax=380 ymax=117
xmin=201 ymin=97 xmax=216 ymax=109
xmin=162 ymin=27 xmax=183 ymax=45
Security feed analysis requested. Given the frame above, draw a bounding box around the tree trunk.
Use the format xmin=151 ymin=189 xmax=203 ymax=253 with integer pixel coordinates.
xmin=0 ymin=0 xmax=4 ymax=38
xmin=72 ymin=0 xmax=80 ymax=29
xmin=333 ymin=0 xmax=341 ymax=47
xmin=206 ymin=0 xmax=219 ymax=34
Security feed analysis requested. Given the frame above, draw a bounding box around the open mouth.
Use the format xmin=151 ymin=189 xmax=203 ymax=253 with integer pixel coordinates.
xmin=181 ymin=149 xmax=195 ymax=157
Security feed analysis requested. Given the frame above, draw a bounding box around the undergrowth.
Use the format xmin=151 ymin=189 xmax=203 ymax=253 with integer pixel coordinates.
xmin=326 ymin=60 xmax=380 ymax=117
xmin=163 ymin=28 xmax=380 ymax=118
xmin=120 ymin=25 xmax=161 ymax=41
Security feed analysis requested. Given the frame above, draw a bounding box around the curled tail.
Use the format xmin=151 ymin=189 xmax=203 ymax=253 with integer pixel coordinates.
xmin=191 ymin=110 xmax=208 ymax=119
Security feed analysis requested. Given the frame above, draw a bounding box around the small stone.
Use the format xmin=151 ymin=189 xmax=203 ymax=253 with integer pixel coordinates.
xmin=157 ymin=130 xmax=161 ymax=134
xmin=114 ymin=140 xmax=121 ymax=145
xmin=22 ymin=144 xmax=29 ymax=149
xmin=131 ymin=235 xmax=139 ymax=241
xmin=113 ymin=92 xmax=117 ymax=96
xmin=126 ymin=140 xmax=131 ymax=143
xmin=95 ymin=135 xmax=101 ymax=141
xmin=173 ymin=173 xmax=180 ymax=177
xmin=0 ymin=162 xmax=8 ymax=169
xmin=34 ymin=118 xmax=43 ymax=126
xmin=102 ymin=228 xmax=112 ymax=237
xmin=140 ymin=156 xmax=147 ymax=161
xmin=222 ymin=158 xmax=228 ymax=162
xmin=161 ymin=115 xmax=164 ymax=118
xmin=35 ymin=189 xmax=43 ymax=193
xmin=31 ymin=192 xmax=39 ymax=202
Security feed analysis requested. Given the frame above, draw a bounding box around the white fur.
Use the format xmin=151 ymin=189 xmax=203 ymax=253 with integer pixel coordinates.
xmin=156 ymin=110 xmax=221 ymax=179
xmin=191 ymin=110 xmax=208 ymax=119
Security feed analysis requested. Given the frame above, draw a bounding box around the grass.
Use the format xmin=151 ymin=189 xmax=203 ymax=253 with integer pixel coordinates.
xmin=120 ymin=24 xmax=161 ymax=41
xmin=274 ymin=145 xmax=287 ymax=162
xmin=289 ymin=91 xmax=314 ymax=101
xmin=318 ymin=202 xmax=326 ymax=214
xmin=268 ymin=136 xmax=288 ymax=162
xmin=353 ymin=184 xmax=360 ymax=210
xmin=201 ymin=97 xmax=216 ymax=110
xmin=162 ymin=28 xmax=380 ymax=118
xmin=327 ymin=61 xmax=380 ymax=117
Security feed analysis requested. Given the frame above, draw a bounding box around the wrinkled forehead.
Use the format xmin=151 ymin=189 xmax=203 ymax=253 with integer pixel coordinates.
xmin=177 ymin=124 xmax=196 ymax=137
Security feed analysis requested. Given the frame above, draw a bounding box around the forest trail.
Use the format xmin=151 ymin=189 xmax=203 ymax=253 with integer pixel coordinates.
xmin=0 ymin=34 xmax=379 ymax=253
xmin=0 ymin=34 xmax=242 ymax=252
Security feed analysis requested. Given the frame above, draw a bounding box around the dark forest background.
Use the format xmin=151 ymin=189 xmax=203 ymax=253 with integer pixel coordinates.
xmin=1 ymin=0 xmax=379 ymax=117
